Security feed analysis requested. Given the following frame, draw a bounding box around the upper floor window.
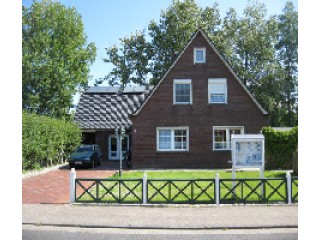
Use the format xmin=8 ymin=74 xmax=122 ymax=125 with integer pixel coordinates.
xmin=208 ymin=78 xmax=227 ymax=104
xmin=173 ymin=79 xmax=192 ymax=104
xmin=194 ymin=48 xmax=206 ymax=64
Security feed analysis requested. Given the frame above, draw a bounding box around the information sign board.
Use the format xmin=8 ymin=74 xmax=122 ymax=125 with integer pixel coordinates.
xmin=231 ymin=134 xmax=265 ymax=169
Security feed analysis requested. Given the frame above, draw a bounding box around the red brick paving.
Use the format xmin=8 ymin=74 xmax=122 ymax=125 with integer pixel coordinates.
xmin=22 ymin=163 xmax=118 ymax=204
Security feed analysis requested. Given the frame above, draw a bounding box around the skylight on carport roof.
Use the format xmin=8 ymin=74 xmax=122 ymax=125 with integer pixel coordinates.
xmin=123 ymin=86 xmax=135 ymax=93
xmin=123 ymin=85 xmax=146 ymax=93
xmin=86 ymin=86 xmax=121 ymax=93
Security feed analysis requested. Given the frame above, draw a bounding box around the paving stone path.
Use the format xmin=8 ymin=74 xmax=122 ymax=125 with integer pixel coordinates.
xmin=22 ymin=162 xmax=117 ymax=204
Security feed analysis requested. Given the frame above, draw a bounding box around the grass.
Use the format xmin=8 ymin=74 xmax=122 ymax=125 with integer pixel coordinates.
xmin=111 ymin=170 xmax=287 ymax=179
xmin=75 ymin=170 xmax=298 ymax=204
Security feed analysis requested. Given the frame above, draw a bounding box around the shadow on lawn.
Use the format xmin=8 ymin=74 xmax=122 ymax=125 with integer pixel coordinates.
xmin=267 ymin=172 xmax=286 ymax=178
xmin=267 ymin=171 xmax=298 ymax=178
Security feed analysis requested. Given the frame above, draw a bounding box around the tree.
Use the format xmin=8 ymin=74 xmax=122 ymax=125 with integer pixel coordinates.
xmin=22 ymin=0 xmax=96 ymax=117
xmin=148 ymin=0 xmax=202 ymax=84
xmin=98 ymin=31 xmax=152 ymax=87
xmin=220 ymin=1 xmax=297 ymax=127
xmin=221 ymin=1 xmax=276 ymax=87
xmin=276 ymin=1 xmax=298 ymax=126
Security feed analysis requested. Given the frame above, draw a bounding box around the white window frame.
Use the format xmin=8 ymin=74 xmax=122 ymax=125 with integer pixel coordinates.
xmin=208 ymin=78 xmax=227 ymax=104
xmin=213 ymin=126 xmax=244 ymax=151
xmin=157 ymin=127 xmax=189 ymax=152
xmin=173 ymin=79 xmax=192 ymax=105
xmin=194 ymin=48 xmax=206 ymax=64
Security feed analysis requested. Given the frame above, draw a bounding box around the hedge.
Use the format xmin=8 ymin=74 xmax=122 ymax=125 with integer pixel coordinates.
xmin=262 ymin=126 xmax=298 ymax=170
xmin=22 ymin=111 xmax=82 ymax=170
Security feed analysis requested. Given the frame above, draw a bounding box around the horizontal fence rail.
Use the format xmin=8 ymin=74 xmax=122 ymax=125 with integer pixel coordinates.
xmin=72 ymin=173 xmax=298 ymax=205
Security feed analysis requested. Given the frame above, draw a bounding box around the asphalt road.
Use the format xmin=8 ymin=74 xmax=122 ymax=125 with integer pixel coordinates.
xmin=22 ymin=225 xmax=298 ymax=240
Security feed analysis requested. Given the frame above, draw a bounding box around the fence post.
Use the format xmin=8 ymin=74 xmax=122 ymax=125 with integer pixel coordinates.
xmin=70 ymin=168 xmax=76 ymax=203
xmin=215 ymin=173 xmax=220 ymax=205
xmin=143 ymin=172 xmax=147 ymax=204
xmin=286 ymin=171 xmax=292 ymax=204
xmin=232 ymin=167 xmax=236 ymax=198
xmin=260 ymin=168 xmax=264 ymax=199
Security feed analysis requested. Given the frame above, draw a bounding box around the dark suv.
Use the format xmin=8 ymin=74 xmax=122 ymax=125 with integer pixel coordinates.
xmin=69 ymin=144 xmax=102 ymax=169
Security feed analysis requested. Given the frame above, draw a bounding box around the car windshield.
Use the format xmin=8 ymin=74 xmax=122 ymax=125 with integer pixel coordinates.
xmin=76 ymin=146 xmax=94 ymax=153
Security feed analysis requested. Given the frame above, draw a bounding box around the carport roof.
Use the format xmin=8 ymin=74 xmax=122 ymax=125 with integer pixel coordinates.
xmin=74 ymin=85 xmax=153 ymax=130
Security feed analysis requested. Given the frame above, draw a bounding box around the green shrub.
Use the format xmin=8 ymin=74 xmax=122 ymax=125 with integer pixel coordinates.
xmin=22 ymin=111 xmax=82 ymax=170
xmin=262 ymin=126 xmax=298 ymax=170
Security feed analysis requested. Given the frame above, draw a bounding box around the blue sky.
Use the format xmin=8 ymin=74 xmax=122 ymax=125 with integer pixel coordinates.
xmin=22 ymin=0 xmax=298 ymax=104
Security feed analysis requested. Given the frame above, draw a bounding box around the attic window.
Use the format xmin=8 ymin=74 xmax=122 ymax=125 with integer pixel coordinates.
xmin=194 ymin=48 xmax=206 ymax=64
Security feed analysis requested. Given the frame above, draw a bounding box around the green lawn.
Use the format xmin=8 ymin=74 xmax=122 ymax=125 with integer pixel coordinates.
xmin=111 ymin=170 xmax=288 ymax=179
xmin=76 ymin=170 xmax=298 ymax=204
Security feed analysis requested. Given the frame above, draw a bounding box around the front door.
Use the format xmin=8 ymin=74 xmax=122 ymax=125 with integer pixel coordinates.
xmin=108 ymin=135 xmax=129 ymax=160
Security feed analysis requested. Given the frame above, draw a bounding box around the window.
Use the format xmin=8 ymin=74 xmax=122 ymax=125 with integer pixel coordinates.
xmin=208 ymin=78 xmax=227 ymax=104
xmin=194 ymin=48 xmax=206 ymax=64
xmin=173 ymin=79 xmax=192 ymax=104
xmin=213 ymin=127 xmax=244 ymax=150
xmin=157 ymin=127 xmax=189 ymax=151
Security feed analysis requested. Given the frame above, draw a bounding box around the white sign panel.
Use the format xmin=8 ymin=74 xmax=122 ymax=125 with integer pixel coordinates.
xmin=231 ymin=134 xmax=265 ymax=169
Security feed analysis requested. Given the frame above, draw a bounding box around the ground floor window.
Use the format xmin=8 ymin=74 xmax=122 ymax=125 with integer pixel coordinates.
xmin=157 ymin=127 xmax=189 ymax=151
xmin=213 ymin=126 xmax=244 ymax=150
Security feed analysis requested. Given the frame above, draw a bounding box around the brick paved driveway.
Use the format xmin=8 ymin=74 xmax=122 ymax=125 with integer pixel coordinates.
xmin=22 ymin=161 xmax=119 ymax=204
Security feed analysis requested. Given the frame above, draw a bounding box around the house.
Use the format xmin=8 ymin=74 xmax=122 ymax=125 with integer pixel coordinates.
xmin=74 ymin=29 xmax=268 ymax=169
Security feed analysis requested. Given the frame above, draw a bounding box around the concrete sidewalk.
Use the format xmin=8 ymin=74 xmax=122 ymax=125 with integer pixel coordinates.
xmin=22 ymin=204 xmax=298 ymax=229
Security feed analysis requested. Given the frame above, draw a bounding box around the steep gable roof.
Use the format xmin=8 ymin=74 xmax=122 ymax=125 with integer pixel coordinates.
xmin=133 ymin=28 xmax=268 ymax=116
xmin=74 ymin=85 xmax=153 ymax=130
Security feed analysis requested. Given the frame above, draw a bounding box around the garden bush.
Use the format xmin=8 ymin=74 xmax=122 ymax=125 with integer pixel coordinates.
xmin=22 ymin=111 xmax=82 ymax=170
xmin=262 ymin=126 xmax=298 ymax=170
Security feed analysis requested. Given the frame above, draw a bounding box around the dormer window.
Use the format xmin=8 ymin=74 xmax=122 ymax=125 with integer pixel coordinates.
xmin=194 ymin=48 xmax=206 ymax=64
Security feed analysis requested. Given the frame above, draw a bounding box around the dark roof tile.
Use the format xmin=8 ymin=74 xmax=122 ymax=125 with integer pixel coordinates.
xmin=74 ymin=86 xmax=153 ymax=130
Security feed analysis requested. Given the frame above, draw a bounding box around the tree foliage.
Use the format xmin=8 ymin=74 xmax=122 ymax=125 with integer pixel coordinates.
xmin=98 ymin=31 xmax=152 ymax=87
xmin=275 ymin=1 xmax=298 ymax=126
xmin=148 ymin=0 xmax=204 ymax=84
xmin=100 ymin=0 xmax=298 ymax=127
xmin=23 ymin=0 xmax=96 ymax=117
xmin=22 ymin=111 xmax=82 ymax=170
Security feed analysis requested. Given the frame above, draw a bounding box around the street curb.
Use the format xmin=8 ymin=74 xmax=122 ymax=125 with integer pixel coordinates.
xmin=22 ymin=222 xmax=298 ymax=230
xmin=69 ymin=203 xmax=298 ymax=208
